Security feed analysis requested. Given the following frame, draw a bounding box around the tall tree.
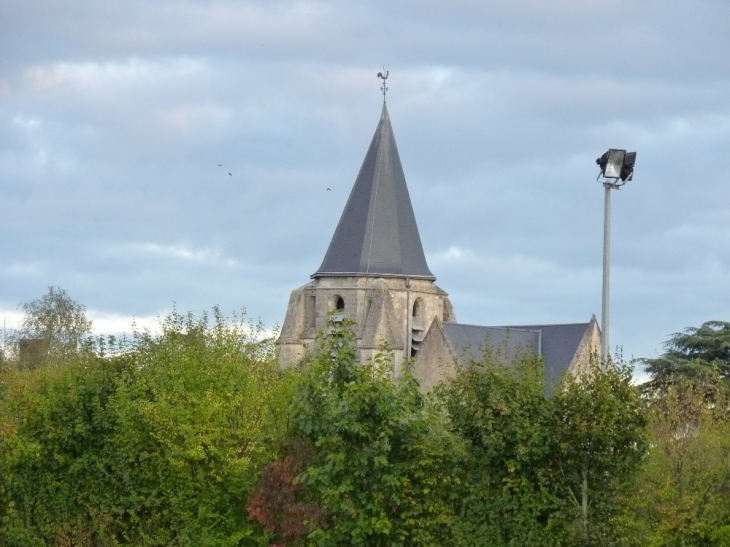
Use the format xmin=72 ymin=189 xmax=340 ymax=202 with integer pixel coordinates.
xmin=627 ymin=379 xmax=730 ymax=545
xmin=642 ymin=321 xmax=730 ymax=391
xmin=15 ymin=286 xmax=93 ymax=365
xmin=550 ymin=362 xmax=648 ymax=546
xmin=282 ymin=319 xmax=463 ymax=547
xmin=438 ymin=347 xmax=559 ymax=547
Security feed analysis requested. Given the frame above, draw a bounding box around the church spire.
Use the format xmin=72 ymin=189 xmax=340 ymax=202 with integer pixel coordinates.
xmin=312 ymin=102 xmax=435 ymax=280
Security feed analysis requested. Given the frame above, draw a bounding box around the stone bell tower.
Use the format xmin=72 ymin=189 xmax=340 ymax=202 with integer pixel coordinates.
xmin=277 ymin=102 xmax=456 ymax=374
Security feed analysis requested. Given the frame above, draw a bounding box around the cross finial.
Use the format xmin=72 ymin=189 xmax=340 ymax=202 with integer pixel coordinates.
xmin=377 ymin=68 xmax=389 ymax=101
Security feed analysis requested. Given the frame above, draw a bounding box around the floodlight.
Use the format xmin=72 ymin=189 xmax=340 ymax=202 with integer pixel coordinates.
xmin=596 ymin=149 xmax=636 ymax=181
xmin=604 ymin=149 xmax=626 ymax=178
xmin=620 ymin=152 xmax=636 ymax=182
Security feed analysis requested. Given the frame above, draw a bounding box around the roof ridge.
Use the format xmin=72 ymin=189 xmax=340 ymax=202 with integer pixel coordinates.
xmin=449 ymin=321 xmax=591 ymax=330
xmin=501 ymin=322 xmax=591 ymax=328
xmin=364 ymin=117 xmax=384 ymax=275
xmin=446 ymin=322 xmax=541 ymax=332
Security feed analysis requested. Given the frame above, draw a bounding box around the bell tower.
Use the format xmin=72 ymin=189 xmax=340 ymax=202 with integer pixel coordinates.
xmin=277 ymin=101 xmax=456 ymax=373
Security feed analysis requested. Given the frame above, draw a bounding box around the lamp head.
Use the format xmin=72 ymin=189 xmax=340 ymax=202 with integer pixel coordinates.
xmin=620 ymin=151 xmax=636 ymax=181
xmin=596 ymin=149 xmax=636 ymax=182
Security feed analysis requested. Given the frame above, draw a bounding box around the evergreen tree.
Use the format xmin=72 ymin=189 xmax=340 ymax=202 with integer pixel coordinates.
xmin=642 ymin=321 xmax=730 ymax=391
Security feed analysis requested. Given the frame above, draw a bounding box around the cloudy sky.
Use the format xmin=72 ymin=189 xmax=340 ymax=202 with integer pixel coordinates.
xmin=2 ymin=0 xmax=729 ymax=367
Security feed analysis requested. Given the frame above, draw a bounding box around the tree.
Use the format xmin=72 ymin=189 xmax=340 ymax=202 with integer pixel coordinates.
xmin=550 ymin=362 xmax=648 ymax=546
xmin=627 ymin=379 xmax=730 ymax=545
xmin=642 ymin=321 xmax=730 ymax=391
xmin=437 ymin=347 xmax=560 ymax=547
xmin=14 ymin=286 xmax=93 ymax=366
xmin=283 ymin=319 xmax=463 ymax=547
xmin=247 ymin=438 xmax=324 ymax=547
xmin=0 ymin=307 xmax=295 ymax=546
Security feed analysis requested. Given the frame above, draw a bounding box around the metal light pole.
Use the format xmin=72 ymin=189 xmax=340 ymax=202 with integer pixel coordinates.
xmin=595 ymin=149 xmax=637 ymax=364
xmin=601 ymin=181 xmax=616 ymax=361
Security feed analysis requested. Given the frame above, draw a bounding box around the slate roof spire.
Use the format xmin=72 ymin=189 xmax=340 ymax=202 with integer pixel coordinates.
xmin=312 ymin=103 xmax=435 ymax=280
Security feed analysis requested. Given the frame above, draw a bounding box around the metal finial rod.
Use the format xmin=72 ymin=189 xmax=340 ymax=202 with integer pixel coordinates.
xmin=377 ymin=68 xmax=389 ymax=101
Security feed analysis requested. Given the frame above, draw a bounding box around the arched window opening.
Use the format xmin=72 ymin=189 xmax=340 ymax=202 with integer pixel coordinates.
xmin=330 ymin=295 xmax=345 ymax=322
xmin=412 ymin=299 xmax=423 ymax=321
xmin=442 ymin=299 xmax=453 ymax=323
xmin=411 ymin=298 xmax=424 ymax=357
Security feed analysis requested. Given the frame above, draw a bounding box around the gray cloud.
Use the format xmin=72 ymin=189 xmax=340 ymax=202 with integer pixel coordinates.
xmin=1 ymin=0 xmax=729 ymax=364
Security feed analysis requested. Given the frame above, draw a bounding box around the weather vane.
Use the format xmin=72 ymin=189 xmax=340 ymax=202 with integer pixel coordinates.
xmin=377 ymin=68 xmax=389 ymax=101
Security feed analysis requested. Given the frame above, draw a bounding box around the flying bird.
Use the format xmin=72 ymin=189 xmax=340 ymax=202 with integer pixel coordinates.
xmin=327 ymin=188 xmax=331 ymax=191
xmin=228 ymin=173 xmax=232 ymax=176
xmin=218 ymin=164 xmax=222 ymax=166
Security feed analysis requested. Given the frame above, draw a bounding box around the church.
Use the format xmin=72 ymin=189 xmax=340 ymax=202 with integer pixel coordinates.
xmin=277 ymin=98 xmax=601 ymax=392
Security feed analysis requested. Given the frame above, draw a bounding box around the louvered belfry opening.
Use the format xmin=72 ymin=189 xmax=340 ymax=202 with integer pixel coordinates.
xmin=411 ymin=298 xmax=425 ymax=357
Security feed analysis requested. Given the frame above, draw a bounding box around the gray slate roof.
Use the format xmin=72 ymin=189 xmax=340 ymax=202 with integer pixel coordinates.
xmin=442 ymin=322 xmax=590 ymax=394
xmin=505 ymin=323 xmax=590 ymax=392
xmin=312 ymin=103 xmax=435 ymax=280
xmin=443 ymin=323 xmax=541 ymax=363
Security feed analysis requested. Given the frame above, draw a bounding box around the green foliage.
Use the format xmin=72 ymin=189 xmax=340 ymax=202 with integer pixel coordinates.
xmin=289 ymin=320 xmax=464 ymax=547
xmin=438 ymin=347 xmax=558 ymax=547
xmin=642 ymin=321 xmax=730 ymax=391
xmin=0 ymin=307 xmax=295 ymax=547
xmin=5 ymin=301 xmax=729 ymax=547
xmin=439 ymin=351 xmax=648 ymax=547
xmin=711 ymin=526 xmax=730 ymax=547
xmin=550 ymin=361 xmax=648 ymax=546
xmin=627 ymin=379 xmax=730 ymax=546
xmin=0 ymin=347 xmax=8 ymax=372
